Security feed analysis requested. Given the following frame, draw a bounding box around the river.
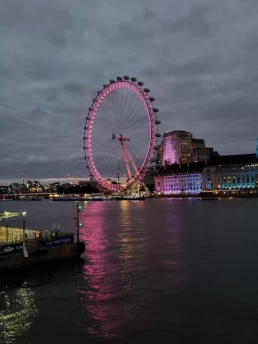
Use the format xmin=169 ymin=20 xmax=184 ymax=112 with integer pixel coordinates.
xmin=0 ymin=198 xmax=258 ymax=343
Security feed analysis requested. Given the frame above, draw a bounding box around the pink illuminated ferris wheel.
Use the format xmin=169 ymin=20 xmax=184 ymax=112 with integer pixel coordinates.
xmin=83 ymin=76 xmax=161 ymax=192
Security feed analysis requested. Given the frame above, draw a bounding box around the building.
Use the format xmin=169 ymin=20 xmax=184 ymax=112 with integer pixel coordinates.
xmin=202 ymin=154 xmax=258 ymax=192
xmin=191 ymin=146 xmax=218 ymax=163
xmin=0 ymin=186 xmax=9 ymax=194
xmin=161 ymin=130 xmax=192 ymax=166
xmin=155 ymin=163 xmax=203 ymax=195
xmin=143 ymin=167 xmax=155 ymax=192
xmin=160 ymin=130 xmax=218 ymax=166
xmin=79 ymin=180 xmax=98 ymax=187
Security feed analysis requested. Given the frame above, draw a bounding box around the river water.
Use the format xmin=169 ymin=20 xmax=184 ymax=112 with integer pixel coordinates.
xmin=1 ymin=198 xmax=258 ymax=343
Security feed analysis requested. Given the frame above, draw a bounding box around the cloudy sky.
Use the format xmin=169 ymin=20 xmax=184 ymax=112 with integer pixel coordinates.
xmin=1 ymin=0 xmax=258 ymax=184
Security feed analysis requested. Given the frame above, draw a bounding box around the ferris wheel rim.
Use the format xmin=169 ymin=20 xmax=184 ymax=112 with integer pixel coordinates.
xmin=83 ymin=78 xmax=160 ymax=192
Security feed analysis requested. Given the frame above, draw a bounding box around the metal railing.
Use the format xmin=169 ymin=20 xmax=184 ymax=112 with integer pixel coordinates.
xmin=0 ymin=227 xmax=74 ymax=246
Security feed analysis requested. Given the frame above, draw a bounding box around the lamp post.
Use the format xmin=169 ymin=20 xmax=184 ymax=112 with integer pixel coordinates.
xmin=22 ymin=212 xmax=26 ymax=240
xmin=76 ymin=202 xmax=82 ymax=242
xmin=4 ymin=212 xmax=9 ymax=229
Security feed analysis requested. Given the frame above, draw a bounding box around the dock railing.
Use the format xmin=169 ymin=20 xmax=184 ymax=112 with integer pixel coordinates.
xmin=0 ymin=227 xmax=74 ymax=256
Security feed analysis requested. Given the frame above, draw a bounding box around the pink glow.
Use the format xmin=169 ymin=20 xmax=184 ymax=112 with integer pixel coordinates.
xmin=78 ymin=202 xmax=122 ymax=338
xmin=84 ymin=80 xmax=159 ymax=191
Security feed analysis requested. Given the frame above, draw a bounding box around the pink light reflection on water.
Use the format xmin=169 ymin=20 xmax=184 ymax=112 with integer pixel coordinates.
xmin=76 ymin=200 xmax=188 ymax=338
xmin=78 ymin=201 xmax=125 ymax=339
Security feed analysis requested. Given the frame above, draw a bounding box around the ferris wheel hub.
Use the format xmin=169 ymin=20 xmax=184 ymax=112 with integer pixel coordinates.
xmin=112 ymin=134 xmax=130 ymax=142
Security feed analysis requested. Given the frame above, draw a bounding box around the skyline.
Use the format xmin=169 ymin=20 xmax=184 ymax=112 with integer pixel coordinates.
xmin=1 ymin=0 xmax=258 ymax=181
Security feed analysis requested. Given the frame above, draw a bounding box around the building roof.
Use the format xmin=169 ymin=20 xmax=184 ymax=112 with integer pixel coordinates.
xmin=157 ymin=162 xmax=205 ymax=175
xmin=163 ymin=130 xmax=190 ymax=136
xmin=208 ymin=153 xmax=257 ymax=166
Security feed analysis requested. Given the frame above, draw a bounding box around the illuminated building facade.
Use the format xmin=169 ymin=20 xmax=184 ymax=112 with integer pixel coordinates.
xmin=154 ymin=163 xmax=203 ymax=195
xmin=161 ymin=131 xmax=192 ymax=166
xmin=202 ymin=154 xmax=258 ymax=191
xmin=161 ymin=131 xmax=217 ymax=166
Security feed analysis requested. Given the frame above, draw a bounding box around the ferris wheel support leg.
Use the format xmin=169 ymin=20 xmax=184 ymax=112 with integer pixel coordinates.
xmin=123 ymin=144 xmax=139 ymax=176
xmin=121 ymin=142 xmax=132 ymax=179
xmin=142 ymin=182 xmax=151 ymax=197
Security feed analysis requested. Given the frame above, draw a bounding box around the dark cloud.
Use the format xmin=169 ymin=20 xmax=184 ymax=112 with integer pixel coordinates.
xmin=0 ymin=0 xmax=258 ymax=183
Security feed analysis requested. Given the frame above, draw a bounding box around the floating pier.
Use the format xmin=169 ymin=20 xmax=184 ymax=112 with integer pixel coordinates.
xmin=0 ymin=205 xmax=85 ymax=272
xmin=0 ymin=227 xmax=85 ymax=272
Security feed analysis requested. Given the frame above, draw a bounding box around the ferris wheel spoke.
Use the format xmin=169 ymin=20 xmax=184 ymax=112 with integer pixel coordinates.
xmin=126 ymin=143 xmax=145 ymax=165
xmin=126 ymin=91 xmax=144 ymax=119
xmin=121 ymin=112 xmax=145 ymax=134
xmin=119 ymin=88 xmax=132 ymax=129
xmin=110 ymin=92 xmax=120 ymax=132
xmin=115 ymin=89 xmax=126 ymax=130
xmin=95 ymin=142 xmax=119 ymax=170
xmin=95 ymin=119 xmax=113 ymax=135
xmin=115 ymin=88 xmax=126 ymax=133
xmin=121 ymin=93 xmax=142 ymax=130
xmin=101 ymin=104 xmax=117 ymax=133
xmin=93 ymin=138 xmax=113 ymax=153
xmin=121 ymin=115 xmax=148 ymax=134
xmin=118 ymin=111 xmax=143 ymax=134
xmin=115 ymin=90 xmax=135 ymax=133
xmin=125 ymin=122 xmax=149 ymax=135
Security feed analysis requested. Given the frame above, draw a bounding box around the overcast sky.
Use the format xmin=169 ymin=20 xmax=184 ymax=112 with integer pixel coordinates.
xmin=1 ymin=0 xmax=258 ymax=184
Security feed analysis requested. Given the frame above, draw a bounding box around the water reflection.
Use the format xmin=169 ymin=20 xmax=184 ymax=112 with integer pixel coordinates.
xmin=0 ymin=287 xmax=37 ymax=343
xmin=118 ymin=201 xmax=138 ymax=283
xmin=77 ymin=199 xmax=188 ymax=339
xmin=116 ymin=199 xmax=188 ymax=333
xmin=79 ymin=201 xmax=123 ymax=339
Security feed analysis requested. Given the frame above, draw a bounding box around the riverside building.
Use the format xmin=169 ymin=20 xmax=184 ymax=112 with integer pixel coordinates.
xmin=202 ymin=154 xmax=258 ymax=193
xmin=154 ymin=163 xmax=203 ymax=195
xmin=160 ymin=130 xmax=217 ymax=166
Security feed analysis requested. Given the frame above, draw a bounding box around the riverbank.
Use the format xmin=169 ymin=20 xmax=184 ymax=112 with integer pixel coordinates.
xmin=152 ymin=192 xmax=258 ymax=199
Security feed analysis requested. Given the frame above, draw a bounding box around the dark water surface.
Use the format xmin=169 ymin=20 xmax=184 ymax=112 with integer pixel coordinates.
xmin=1 ymin=198 xmax=258 ymax=343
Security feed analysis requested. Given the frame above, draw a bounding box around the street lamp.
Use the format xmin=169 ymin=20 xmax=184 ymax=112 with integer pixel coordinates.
xmin=4 ymin=212 xmax=9 ymax=229
xmin=22 ymin=212 xmax=26 ymax=240
xmin=76 ymin=202 xmax=82 ymax=242
xmin=4 ymin=212 xmax=9 ymax=243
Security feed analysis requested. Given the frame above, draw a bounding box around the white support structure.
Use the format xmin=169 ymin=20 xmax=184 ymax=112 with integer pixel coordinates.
xmin=121 ymin=143 xmax=132 ymax=179
xmin=122 ymin=143 xmax=139 ymax=175
xmin=112 ymin=134 xmax=138 ymax=179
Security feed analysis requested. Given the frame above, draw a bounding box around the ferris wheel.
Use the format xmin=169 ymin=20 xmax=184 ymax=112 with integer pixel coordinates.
xmin=83 ymin=76 xmax=161 ymax=192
